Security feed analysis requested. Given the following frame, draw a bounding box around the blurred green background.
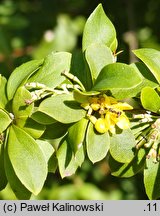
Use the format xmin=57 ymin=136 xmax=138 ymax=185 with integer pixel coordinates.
xmin=0 ymin=0 xmax=159 ymax=200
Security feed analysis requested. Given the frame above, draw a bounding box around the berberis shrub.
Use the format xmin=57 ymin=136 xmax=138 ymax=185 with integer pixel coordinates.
xmin=0 ymin=4 xmax=160 ymax=200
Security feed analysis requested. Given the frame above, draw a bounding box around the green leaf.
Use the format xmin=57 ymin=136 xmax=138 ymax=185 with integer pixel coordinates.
xmin=109 ymin=129 xmax=136 ymax=163
xmin=0 ymin=109 xmax=12 ymax=133
xmin=82 ymin=4 xmax=117 ymax=52
xmin=42 ymin=122 xmax=71 ymax=139
xmin=67 ymin=118 xmax=88 ymax=153
xmin=4 ymin=149 xmax=32 ymax=199
xmin=85 ymin=43 xmax=114 ymax=81
xmin=48 ymin=154 xmax=58 ymax=173
xmin=7 ymin=125 xmax=47 ymax=195
xmin=28 ymin=52 xmax=71 ymax=88
xmin=144 ymin=158 xmax=160 ymax=200
xmin=12 ymin=87 xmax=44 ymax=138
xmin=108 ymin=148 xmax=146 ymax=177
xmin=16 ymin=117 xmax=46 ymax=139
xmin=86 ymin=122 xmax=110 ymax=163
xmin=92 ymin=63 xmax=142 ymax=95
xmin=111 ymin=62 xmax=158 ymax=99
xmin=141 ymin=87 xmax=160 ymax=113
xmin=0 ymin=144 xmax=7 ymax=190
xmin=73 ymin=90 xmax=89 ymax=103
xmin=0 ymin=76 xmax=8 ymax=109
xmin=7 ymin=59 xmax=43 ymax=100
xmin=4 ymin=131 xmax=31 ymax=199
xmin=38 ymin=93 xmax=85 ymax=124
xmin=130 ymin=62 xmax=158 ymax=89
xmin=57 ymin=138 xmax=85 ymax=178
xmin=31 ymin=110 xmax=56 ymax=125
xmin=73 ymin=90 xmax=99 ymax=103
xmin=70 ymin=50 xmax=93 ymax=91
xmin=133 ymin=48 xmax=160 ymax=84
xmin=36 ymin=139 xmax=54 ymax=164
xmin=12 ymin=86 xmax=34 ymax=120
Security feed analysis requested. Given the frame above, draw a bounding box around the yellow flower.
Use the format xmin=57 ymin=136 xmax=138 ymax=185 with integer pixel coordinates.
xmin=95 ymin=118 xmax=108 ymax=133
xmin=81 ymin=94 xmax=133 ymax=134
xmin=109 ymin=102 xmax=133 ymax=111
xmin=105 ymin=111 xmax=130 ymax=134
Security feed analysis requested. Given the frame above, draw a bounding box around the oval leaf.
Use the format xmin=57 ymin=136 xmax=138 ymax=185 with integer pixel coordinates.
xmin=0 ymin=76 xmax=8 ymax=109
xmin=110 ymin=129 xmax=136 ymax=163
xmin=85 ymin=43 xmax=114 ymax=81
xmin=67 ymin=118 xmax=88 ymax=153
xmin=144 ymin=158 xmax=160 ymax=200
xmin=38 ymin=94 xmax=85 ymax=124
xmin=92 ymin=63 xmax=142 ymax=93
xmin=0 ymin=144 xmax=7 ymax=190
xmin=133 ymin=48 xmax=160 ymax=84
xmin=108 ymin=148 xmax=146 ymax=177
xmin=16 ymin=117 xmax=46 ymax=139
xmin=8 ymin=125 xmax=47 ymax=195
xmin=57 ymin=139 xmax=85 ymax=178
xmin=0 ymin=109 xmax=12 ymax=133
xmin=4 ymin=144 xmax=31 ymax=199
xmin=73 ymin=90 xmax=99 ymax=103
xmin=42 ymin=122 xmax=70 ymax=139
xmin=12 ymin=86 xmax=34 ymax=119
xmin=36 ymin=139 xmax=54 ymax=164
xmin=86 ymin=122 xmax=110 ymax=163
xmin=28 ymin=52 xmax=71 ymax=88
xmin=70 ymin=50 xmax=93 ymax=91
xmin=31 ymin=110 xmax=56 ymax=125
xmin=82 ymin=4 xmax=117 ymax=51
xmin=7 ymin=59 xmax=43 ymax=100
xmin=111 ymin=62 xmax=158 ymax=99
xmin=141 ymin=87 xmax=160 ymax=113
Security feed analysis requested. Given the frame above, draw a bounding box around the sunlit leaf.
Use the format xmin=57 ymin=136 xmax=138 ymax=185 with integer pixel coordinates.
xmin=111 ymin=62 xmax=158 ymax=99
xmin=92 ymin=63 xmax=142 ymax=98
xmin=85 ymin=43 xmax=114 ymax=81
xmin=0 ymin=76 xmax=8 ymax=109
xmin=82 ymin=4 xmax=117 ymax=51
xmin=144 ymin=158 xmax=160 ymax=200
xmin=0 ymin=109 xmax=12 ymax=133
xmin=133 ymin=48 xmax=160 ymax=84
xmin=67 ymin=118 xmax=88 ymax=153
xmin=7 ymin=125 xmax=47 ymax=195
xmin=12 ymin=86 xmax=34 ymax=119
xmin=31 ymin=110 xmax=56 ymax=125
xmin=86 ymin=122 xmax=110 ymax=163
xmin=7 ymin=59 xmax=43 ymax=100
xmin=57 ymin=138 xmax=85 ymax=178
xmin=29 ymin=52 xmax=71 ymax=88
xmin=38 ymin=93 xmax=85 ymax=124
xmin=16 ymin=117 xmax=46 ymax=139
xmin=36 ymin=139 xmax=54 ymax=164
xmin=141 ymin=87 xmax=160 ymax=113
xmin=109 ymin=129 xmax=136 ymax=163
xmin=4 ymin=131 xmax=31 ymax=199
xmin=109 ymin=148 xmax=146 ymax=177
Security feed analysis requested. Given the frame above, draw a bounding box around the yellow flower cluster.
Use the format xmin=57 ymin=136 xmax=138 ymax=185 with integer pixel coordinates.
xmin=81 ymin=94 xmax=133 ymax=134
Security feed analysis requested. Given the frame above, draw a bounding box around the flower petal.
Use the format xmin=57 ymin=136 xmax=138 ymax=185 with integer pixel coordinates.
xmin=116 ymin=114 xmax=130 ymax=129
xmin=112 ymin=102 xmax=133 ymax=110
xmin=105 ymin=112 xmax=116 ymax=133
xmin=95 ymin=118 xmax=108 ymax=133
